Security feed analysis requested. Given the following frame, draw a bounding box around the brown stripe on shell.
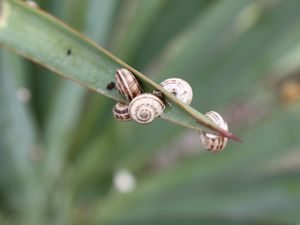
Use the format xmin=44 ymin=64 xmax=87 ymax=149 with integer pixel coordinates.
xmin=199 ymin=111 xmax=229 ymax=152
xmin=115 ymin=68 xmax=142 ymax=101
xmin=218 ymin=137 xmax=224 ymax=151
xmin=113 ymin=102 xmax=131 ymax=121
xmin=200 ymin=132 xmax=228 ymax=152
xmin=118 ymin=69 xmax=133 ymax=100
xmin=209 ymin=138 xmax=216 ymax=151
xmin=115 ymin=69 xmax=130 ymax=99
xmin=219 ymin=136 xmax=228 ymax=151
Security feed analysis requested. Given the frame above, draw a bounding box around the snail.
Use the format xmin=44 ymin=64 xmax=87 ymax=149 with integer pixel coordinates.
xmin=113 ymin=102 xmax=131 ymax=121
xmin=115 ymin=68 xmax=142 ymax=101
xmin=158 ymin=78 xmax=193 ymax=105
xmin=199 ymin=111 xmax=228 ymax=153
xmin=129 ymin=93 xmax=165 ymax=124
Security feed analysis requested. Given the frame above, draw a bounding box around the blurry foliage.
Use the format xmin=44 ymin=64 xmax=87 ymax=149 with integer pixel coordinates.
xmin=1 ymin=0 xmax=300 ymax=225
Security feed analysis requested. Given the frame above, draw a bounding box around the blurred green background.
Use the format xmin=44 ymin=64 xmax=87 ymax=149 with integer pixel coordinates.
xmin=1 ymin=0 xmax=300 ymax=224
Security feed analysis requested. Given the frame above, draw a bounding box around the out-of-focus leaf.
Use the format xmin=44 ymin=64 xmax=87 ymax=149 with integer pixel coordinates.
xmin=43 ymin=1 xmax=118 ymax=224
xmin=107 ymin=218 xmax=293 ymax=225
xmin=156 ymin=0 xmax=300 ymax=110
xmin=133 ymin=0 xmax=213 ymax=70
xmin=111 ymin=0 xmax=168 ymax=61
xmin=0 ymin=50 xmax=43 ymax=225
xmin=92 ymin=103 xmax=300 ymax=224
xmin=113 ymin=172 xmax=300 ymax=224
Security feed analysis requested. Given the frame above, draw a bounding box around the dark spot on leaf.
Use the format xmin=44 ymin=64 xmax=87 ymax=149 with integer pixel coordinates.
xmin=106 ymin=82 xmax=115 ymax=90
xmin=67 ymin=49 xmax=72 ymax=56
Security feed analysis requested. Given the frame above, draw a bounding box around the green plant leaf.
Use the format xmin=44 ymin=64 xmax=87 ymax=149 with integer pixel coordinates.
xmin=0 ymin=49 xmax=45 ymax=225
xmin=0 ymin=0 xmax=239 ymax=140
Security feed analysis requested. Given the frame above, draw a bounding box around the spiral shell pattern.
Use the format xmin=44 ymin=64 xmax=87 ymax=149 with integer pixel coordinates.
xmin=115 ymin=68 xmax=142 ymax=101
xmin=129 ymin=93 xmax=165 ymax=124
xmin=160 ymin=78 xmax=193 ymax=105
xmin=113 ymin=102 xmax=131 ymax=121
xmin=199 ymin=111 xmax=228 ymax=153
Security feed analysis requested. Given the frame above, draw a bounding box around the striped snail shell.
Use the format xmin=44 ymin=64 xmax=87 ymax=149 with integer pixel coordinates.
xmin=113 ymin=102 xmax=131 ymax=121
xmin=199 ymin=111 xmax=228 ymax=153
xmin=129 ymin=93 xmax=165 ymax=124
xmin=159 ymin=78 xmax=193 ymax=105
xmin=115 ymin=68 xmax=142 ymax=101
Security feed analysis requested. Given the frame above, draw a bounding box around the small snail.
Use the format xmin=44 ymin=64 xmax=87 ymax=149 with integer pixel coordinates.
xmin=113 ymin=102 xmax=131 ymax=121
xmin=129 ymin=93 xmax=165 ymax=124
xmin=199 ymin=111 xmax=228 ymax=153
xmin=115 ymin=68 xmax=142 ymax=101
xmin=159 ymin=78 xmax=193 ymax=105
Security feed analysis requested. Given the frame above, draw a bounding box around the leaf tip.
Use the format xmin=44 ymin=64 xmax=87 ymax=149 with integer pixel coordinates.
xmin=218 ymin=128 xmax=242 ymax=142
xmin=227 ymin=133 xmax=242 ymax=142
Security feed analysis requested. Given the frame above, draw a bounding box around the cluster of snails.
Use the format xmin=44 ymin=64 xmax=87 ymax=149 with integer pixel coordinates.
xmin=113 ymin=68 xmax=165 ymax=124
xmin=111 ymin=68 xmax=229 ymax=152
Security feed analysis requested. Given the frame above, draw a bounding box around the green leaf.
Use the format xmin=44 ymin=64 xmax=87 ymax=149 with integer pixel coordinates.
xmin=110 ymin=0 xmax=168 ymax=61
xmin=0 ymin=0 xmax=239 ymax=140
xmin=0 ymin=49 xmax=45 ymax=225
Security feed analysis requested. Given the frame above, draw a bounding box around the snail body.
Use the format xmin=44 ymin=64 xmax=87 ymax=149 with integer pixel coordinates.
xmin=115 ymin=68 xmax=142 ymax=101
xmin=113 ymin=102 xmax=131 ymax=121
xmin=159 ymin=78 xmax=193 ymax=105
xmin=129 ymin=93 xmax=165 ymax=124
xmin=199 ymin=111 xmax=228 ymax=153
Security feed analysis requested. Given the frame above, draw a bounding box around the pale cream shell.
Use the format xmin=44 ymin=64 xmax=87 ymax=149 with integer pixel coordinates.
xmin=129 ymin=93 xmax=165 ymax=124
xmin=160 ymin=78 xmax=193 ymax=105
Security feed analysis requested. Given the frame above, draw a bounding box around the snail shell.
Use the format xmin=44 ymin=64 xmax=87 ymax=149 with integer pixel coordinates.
xmin=199 ymin=111 xmax=228 ymax=153
xmin=159 ymin=78 xmax=193 ymax=105
xmin=115 ymin=68 xmax=142 ymax=101
xmin=129 ymin=93 xmax=165 ymax=124
xmin=113 ymin=102 xmax=131 ymax=121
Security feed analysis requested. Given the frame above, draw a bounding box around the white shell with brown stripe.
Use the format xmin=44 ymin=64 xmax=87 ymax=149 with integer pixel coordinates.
xmin=199 ymin=111 xmax=228 ymax=153
xmin=113 ymin=102 xmax=131 ymax=121
xmin=115 ymin=68 xmax=142 ymax=101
